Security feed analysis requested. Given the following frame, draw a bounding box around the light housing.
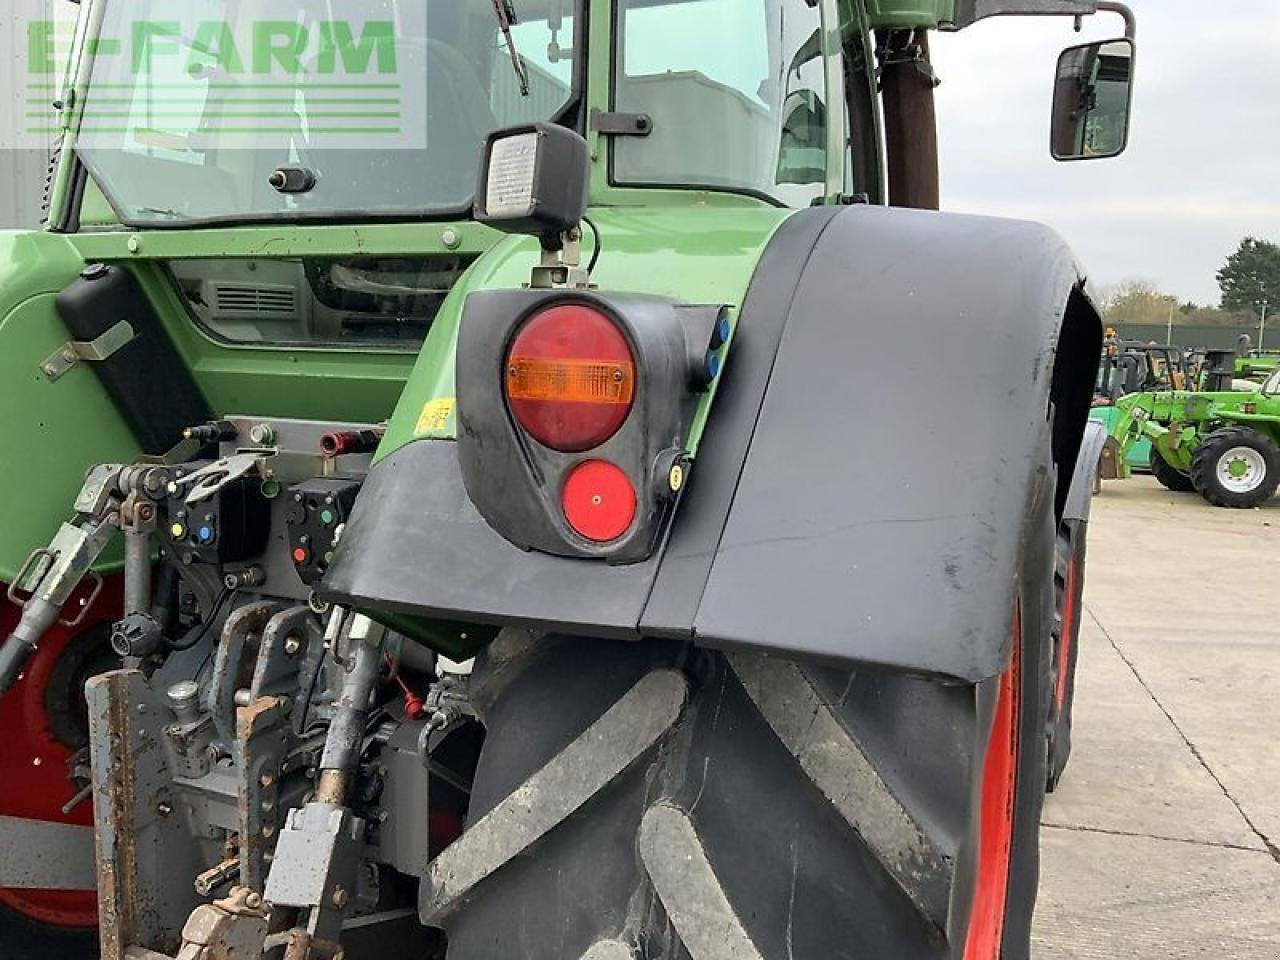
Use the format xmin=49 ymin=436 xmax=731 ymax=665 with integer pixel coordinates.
xmin=474 ymin=122 xmax=589 ymax=239
xmin=456 ymin=290 xmax=728 ymax=563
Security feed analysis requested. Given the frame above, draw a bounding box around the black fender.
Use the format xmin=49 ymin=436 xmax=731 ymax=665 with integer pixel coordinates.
xmin=323 ymin=205 xmax=1101 ymax=683
xmin=1065 ymin=419 xmax=1107 ymax=523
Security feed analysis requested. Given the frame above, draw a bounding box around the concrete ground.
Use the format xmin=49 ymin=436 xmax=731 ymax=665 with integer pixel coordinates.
xmin=1033 ymin=476 xmax=1280 ymax=958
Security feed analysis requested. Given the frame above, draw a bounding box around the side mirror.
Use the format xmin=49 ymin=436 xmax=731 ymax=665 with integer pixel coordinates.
xmin=1050 ymin=37 xmax=1135 ymax=161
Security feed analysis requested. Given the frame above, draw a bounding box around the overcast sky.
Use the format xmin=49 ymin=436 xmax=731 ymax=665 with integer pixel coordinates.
xmin=931 ymin=1 xmax=1280 ymax=307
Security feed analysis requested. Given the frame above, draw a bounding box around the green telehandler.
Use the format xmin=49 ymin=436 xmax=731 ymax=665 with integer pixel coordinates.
xmin=1090 ymin=335 xmax=1198 ymax=476
xmin=1109 ymin=366 xmax=1280 ymax=508
xmin=0 ymin=1 xmax=1133 ymax=958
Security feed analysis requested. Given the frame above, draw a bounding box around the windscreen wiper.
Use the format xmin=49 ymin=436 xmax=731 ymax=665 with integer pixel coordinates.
xmin=490 ymin=0 xmax=531 ymax=97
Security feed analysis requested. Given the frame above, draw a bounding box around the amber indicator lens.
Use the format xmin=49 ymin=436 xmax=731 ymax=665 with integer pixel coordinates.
xmin=506 ymin=357 xmax=635 ymax=405
xmin=505 ymin=304 xmax=636 ymax=452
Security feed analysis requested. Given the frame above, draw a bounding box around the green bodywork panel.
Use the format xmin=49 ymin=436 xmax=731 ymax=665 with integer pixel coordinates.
xmin=0 ymin=230 xmax=135 ymax=580
xmin=1108 ymin=387 xmax=1280 ymax=475
xmin=863 ymin=0 xmax=954 ymax=28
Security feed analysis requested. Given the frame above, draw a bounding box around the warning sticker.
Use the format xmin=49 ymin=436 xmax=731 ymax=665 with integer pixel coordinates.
xmin=415 ymin=397 xmax=456 ymax=437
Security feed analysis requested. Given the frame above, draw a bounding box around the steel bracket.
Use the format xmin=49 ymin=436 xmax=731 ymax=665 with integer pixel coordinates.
xmin=41 ymin=320 xmax=136 ymax=382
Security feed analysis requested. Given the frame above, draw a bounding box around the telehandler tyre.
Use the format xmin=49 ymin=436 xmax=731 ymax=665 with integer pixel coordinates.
xmin=1190 ymin=425 xmax=1280 ymax=508
xmin=1046 ymin=518 xmax=1086 ymax=792
xmin=422 ymin=468 xmax=1057 ymax=960
xmin=1149 ymin=448 xmax=1195 ymax=493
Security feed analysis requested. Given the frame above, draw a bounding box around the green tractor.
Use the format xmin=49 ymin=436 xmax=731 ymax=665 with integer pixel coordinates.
xmin=0 ymin=1 xmax=1135 ymax=959
xmin=1110 ymin=368 xmax=1280 ymax=507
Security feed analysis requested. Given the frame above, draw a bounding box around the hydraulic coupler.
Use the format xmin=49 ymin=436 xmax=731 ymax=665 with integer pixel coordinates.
xmin=0 ymin=464 xmax=125 ymax=695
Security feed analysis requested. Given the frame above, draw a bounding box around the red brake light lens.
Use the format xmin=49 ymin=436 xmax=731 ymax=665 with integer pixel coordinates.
xmin=562 ymin=460 xmax=637 ymax=542
xmin=505 ymin=304 xmax=636 ymax=452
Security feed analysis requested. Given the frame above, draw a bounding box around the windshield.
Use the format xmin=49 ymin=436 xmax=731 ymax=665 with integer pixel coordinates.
xmin=76 ymin=0 xmax=580 ymax=225
xmin=613 ymin=0 xmax=829 ymax=206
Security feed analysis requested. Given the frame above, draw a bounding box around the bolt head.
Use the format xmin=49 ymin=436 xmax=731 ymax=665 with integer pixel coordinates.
xmin=244 ymin=891 xmax=263 ymax=910
xmin=283 ymin=635 xmax=302 ymax=656
xmin=156 ymin=801 xmax=173 ymax=817
xmin=669 ymin=462 xmax=685 ymax=492
xmin=331 ymin=886 xmax=349 ymax=908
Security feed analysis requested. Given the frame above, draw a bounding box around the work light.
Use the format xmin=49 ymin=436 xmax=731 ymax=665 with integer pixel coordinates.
xmin=474 ymin=123 xmax=589 ymax=241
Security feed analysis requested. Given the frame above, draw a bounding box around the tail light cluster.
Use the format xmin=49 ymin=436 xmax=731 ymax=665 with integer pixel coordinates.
xmin=505 ymin=305 xmax=636 ymax=453
xmin=456 ymin=291 xmax=729 ymax=563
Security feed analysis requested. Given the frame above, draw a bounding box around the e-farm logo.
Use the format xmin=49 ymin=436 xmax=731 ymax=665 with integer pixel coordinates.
xmin=10 ymin=1 xmax=428 ymax=151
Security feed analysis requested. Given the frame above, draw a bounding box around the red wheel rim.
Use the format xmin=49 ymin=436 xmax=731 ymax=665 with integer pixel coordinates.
xmin=964 ymin=603 xmax=1021 ymax=960
xmin=1054 ymin=551 xmax=1080 ymax=711
xmin=0 ymin=579 xmax=117 ymax=929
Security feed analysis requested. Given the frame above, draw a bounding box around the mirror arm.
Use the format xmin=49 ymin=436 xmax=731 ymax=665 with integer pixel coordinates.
xmin=1096 ymin=2 xmax=1136 ymax=39
xmin=946 ymin=0 xmax=1135 ymax=38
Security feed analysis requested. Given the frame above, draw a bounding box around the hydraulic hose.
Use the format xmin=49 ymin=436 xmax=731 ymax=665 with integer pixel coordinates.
xmin=0 ymin=598 xmax=61 ymax=695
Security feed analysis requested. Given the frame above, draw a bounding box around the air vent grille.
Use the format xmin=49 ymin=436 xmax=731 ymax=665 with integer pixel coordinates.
xmin=212 ymin=282 xmax=298 ymax=318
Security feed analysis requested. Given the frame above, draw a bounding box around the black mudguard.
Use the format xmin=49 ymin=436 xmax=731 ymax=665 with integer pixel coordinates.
xmin=323 ymin=205 xmax=1101 ymax=683
xmin=1065 ymin=419 xmax=1107 ymax=523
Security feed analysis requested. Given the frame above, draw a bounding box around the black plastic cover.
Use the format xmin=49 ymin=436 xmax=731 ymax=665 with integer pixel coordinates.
xmin=456 ymin=290 xmax=720 ymax=562
xmin=56 ymin=264 xmax=210 ymax=454
xmin=325 ymin=205 xmax=1096 ymax=682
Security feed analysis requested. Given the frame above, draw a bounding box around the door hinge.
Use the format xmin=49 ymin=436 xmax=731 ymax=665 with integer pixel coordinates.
xmin=590 ymin=109 xmax=653 ymax=137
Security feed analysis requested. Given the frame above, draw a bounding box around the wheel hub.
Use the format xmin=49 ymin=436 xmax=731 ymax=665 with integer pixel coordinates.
xmin=1217 ymin=445 xmax=1266 ymax=494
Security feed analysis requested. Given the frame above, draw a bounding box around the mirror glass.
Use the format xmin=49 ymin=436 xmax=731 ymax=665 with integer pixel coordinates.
xmin=1050 ymin=38 xmax=1134 ymax=161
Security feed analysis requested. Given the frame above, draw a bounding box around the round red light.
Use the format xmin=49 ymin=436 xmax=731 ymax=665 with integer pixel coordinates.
xmin=505 ymin=305 xmax=635 ymax=452
xmin=562 ymin=460 xmax=637 ymax=543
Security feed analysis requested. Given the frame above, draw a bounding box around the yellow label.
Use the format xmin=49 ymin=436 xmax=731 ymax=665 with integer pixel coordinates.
xmin=415 ymin=397 xmax=456 ymax=437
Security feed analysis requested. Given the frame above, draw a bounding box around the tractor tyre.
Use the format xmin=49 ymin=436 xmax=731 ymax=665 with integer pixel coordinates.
xmin=422 ymin=472 xmax=1057 ymax=960
xmin=1190 ymin=426 xmax=1280 ymax=508
xmin=1046 ymin=518 xmax=1087 ymax=793
xmin=1149 ymin=449 xmax=1195 ymax=493
xmin=0 ymin=603 xmax=116 ymax=960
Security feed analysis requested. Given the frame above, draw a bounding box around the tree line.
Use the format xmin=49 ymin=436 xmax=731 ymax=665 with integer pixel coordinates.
xmin=1101 ymin=236 xmax=1280 ymax=328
